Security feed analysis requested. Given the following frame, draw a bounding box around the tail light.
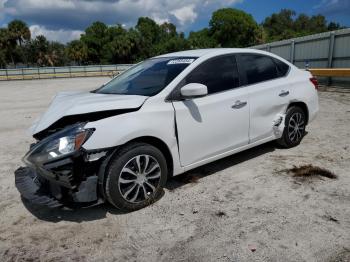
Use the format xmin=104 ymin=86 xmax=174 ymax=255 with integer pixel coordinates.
xmin=310 ymin=77 xmax=319 ymax=90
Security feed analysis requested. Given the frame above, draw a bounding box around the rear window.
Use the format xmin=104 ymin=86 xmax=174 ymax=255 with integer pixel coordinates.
xmin=240 ymin=54 xmax=279 ymax=85
xmin=273 ymin=58 xmax=290 ymax=77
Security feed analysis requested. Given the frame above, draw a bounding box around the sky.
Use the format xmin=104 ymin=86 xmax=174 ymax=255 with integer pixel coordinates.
xmin=0 ymin=0 xmax=349 ymax=43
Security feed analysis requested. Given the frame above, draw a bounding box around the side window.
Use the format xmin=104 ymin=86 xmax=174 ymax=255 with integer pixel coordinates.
xmin=273 ymin=58 xmax=290 ymax=77
xmin=240 ymin=54 xmax=279 ymax=85
xmin=184 ymin=56 xmax=240 ymax=94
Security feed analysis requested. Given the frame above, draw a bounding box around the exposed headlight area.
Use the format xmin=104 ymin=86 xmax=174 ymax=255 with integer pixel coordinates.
xmin=16 ymin=123 xmax=105 ymax=207
xmin=25 ymin=123 xmax=93 ymax=166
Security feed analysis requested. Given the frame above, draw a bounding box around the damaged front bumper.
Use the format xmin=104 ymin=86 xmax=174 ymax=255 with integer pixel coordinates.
xmin=14 ymin=123 xmax=113 ymax=208
xmin=15 ymin=166 xmax=63 ymax=208
xmin=15 ymin=141 xmax=113 ymax=208
xmin=15 ymin=161 xmax=100 ymax=208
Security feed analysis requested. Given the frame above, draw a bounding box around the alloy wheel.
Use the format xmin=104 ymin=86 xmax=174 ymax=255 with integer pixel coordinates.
xmin=118 ymin=155 xmax=161 ymax=203
xmin=287 ymin=112 xmax=305 ymax=143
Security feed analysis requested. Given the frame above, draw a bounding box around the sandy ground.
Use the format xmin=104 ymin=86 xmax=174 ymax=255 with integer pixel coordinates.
xmin=0 ymin=77 xmax=349 ymax=262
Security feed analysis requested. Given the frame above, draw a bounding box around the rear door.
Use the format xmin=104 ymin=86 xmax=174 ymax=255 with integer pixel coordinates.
xmin=236 ymin=54 xmax=291 ymax=143
xmin=172 ymin=55 xmax=250 ymax=167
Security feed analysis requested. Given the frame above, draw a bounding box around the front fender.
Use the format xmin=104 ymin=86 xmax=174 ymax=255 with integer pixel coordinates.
xmin=83 ymin=109 xmax=175 ymax=149
xmin=82 ymin=103 xmax=183 ymax=176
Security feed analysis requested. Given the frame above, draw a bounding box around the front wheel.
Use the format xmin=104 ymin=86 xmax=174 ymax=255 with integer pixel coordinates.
xmin=105 ymin=142 xmax=168 ymax=211
xmin=277 ymin=106 xmax=306 ymax=148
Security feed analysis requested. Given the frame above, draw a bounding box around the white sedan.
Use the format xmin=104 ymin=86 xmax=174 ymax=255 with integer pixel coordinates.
xmin=15 ymin=48 xmax=319 ymax=211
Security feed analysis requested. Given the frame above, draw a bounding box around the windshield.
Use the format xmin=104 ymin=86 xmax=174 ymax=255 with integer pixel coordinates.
xmin=96 ymin=57 xmax=197 ymax=96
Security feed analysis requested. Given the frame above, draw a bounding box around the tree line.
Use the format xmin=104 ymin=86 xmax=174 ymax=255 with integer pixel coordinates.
xmin=0 ymin=8 xmax=345 ymax=68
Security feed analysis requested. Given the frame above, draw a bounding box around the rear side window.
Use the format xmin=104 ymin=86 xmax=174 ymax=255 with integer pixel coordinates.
xmin=184 ymin=55 xmax=240 ymax=94
xmin=239 ymin=54 xmax=279 ymax=85
xmin=273 ymin=58 xmax=290 ymax=77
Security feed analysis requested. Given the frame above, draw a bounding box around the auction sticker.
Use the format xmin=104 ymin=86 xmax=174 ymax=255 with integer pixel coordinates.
xmin=167 ymin=59 xmax=195 ymax=65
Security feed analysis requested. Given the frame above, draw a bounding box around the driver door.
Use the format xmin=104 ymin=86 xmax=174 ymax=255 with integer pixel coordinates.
xmin=171 ymin=55 xmax=250 ymax=167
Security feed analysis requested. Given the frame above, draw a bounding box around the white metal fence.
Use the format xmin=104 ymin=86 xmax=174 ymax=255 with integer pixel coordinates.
xmin=0 ymin=64 xmax=133 ymax=81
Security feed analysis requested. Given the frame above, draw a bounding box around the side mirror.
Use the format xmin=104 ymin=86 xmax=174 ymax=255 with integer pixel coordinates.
xmin=180 ymin=83 xmax=208 ymax=99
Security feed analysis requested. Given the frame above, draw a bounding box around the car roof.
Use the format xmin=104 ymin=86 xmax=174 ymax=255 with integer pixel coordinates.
xmin=156 ymin=48 xmax=271 ymax=58
xmin=155 ymin=48 xmax=294 ymax=67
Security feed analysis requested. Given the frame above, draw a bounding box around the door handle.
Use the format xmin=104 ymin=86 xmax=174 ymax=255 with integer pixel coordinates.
xmin=279 ymin=90 xmax=290 ymax=97
xmin=231 ymin=100 xmax=247 ymax=109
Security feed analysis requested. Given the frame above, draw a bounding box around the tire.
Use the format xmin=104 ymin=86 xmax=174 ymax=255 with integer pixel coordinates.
xmin=105 ymin=142 xmax=168 ymax=211
xmin=277 ymin=106 xmax=306 ymax=148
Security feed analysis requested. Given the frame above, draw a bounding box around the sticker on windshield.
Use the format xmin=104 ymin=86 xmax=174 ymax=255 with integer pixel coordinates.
xmin=167 ymin=59 xmax=195 ymax=65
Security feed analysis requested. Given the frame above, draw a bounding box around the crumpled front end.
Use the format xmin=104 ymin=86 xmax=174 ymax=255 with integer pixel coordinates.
xmin=15 ymin=123 xmax=111 ymax=208
xmin=15 ymin=167 xmax=63 ymax=208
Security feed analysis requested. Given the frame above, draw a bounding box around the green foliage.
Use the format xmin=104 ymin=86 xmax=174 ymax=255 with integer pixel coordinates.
xmin=81 ymin=21 xmax=109 ymax=64
xmin=328 ymin=22 xmax=344 ymax=31
xmin=24 ymin=35 xmax=68 ymax=66
xmin=103 ymin=26 xmax=140 ymax=63
xmin=0 ymin=9 xmax=346 ymax=68
xmin=136 ymin=17 xmax=161 ymax=58
xmin=134 ymin=18 xmax=188 ymax=59
xmin=6 ymin=20 xmax=31 ymax=65
xmin=48 ymin=42 xmax=68 ymax=66
xmin=155 ymin=33 xmax=189 ymax=54
xmin=209 ymin=8 xmax=261 ymax=47
xmin=262 ymin=9 xmax=344 ymax=42
xmin=262 ymin=9 xmax=296 ymax=41
xmin=8 ymin=19 xmax=31 ymax=47
xmin=0 ymin=28 xmax=10 ymax=67
xmin=188 ymin=28 xmax=218 ymax=49
xmin=66 ymin=40 xmax=88 ymax=65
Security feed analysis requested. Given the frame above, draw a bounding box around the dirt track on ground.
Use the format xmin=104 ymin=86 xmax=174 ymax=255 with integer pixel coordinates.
xmin=0 ymin=78 xmax=349 ymax=262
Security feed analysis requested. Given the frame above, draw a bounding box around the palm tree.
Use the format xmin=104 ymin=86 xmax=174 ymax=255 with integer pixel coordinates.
xmin=0 ymin=28 xmax=9 ymax=68
xmin=66 ymin=40 xmax=88 ymax=65
xmin=8 ymin=20 xmax=31 ymax=47
xmin=7 ymin=20 xmax=31 ymax=65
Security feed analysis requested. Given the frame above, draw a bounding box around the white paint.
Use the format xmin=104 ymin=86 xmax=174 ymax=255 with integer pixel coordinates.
xmin=180 ymin=83 xmax=207 ymax=97
xmin=31 ymin=91 xmax=147 ymax=134
xmin=32 ymin=48 xmax=319 ymax=177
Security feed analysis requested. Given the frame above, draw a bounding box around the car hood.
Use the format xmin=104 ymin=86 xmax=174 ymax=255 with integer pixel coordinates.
xmin=31 ymin=91 xmax=147 ymax=135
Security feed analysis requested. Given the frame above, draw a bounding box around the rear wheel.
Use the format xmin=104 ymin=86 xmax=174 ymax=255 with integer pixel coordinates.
xmin=105 ymin=142 xmax=168 ymax=211
xmin=277 ymin=106 xmax=306 ymax=148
